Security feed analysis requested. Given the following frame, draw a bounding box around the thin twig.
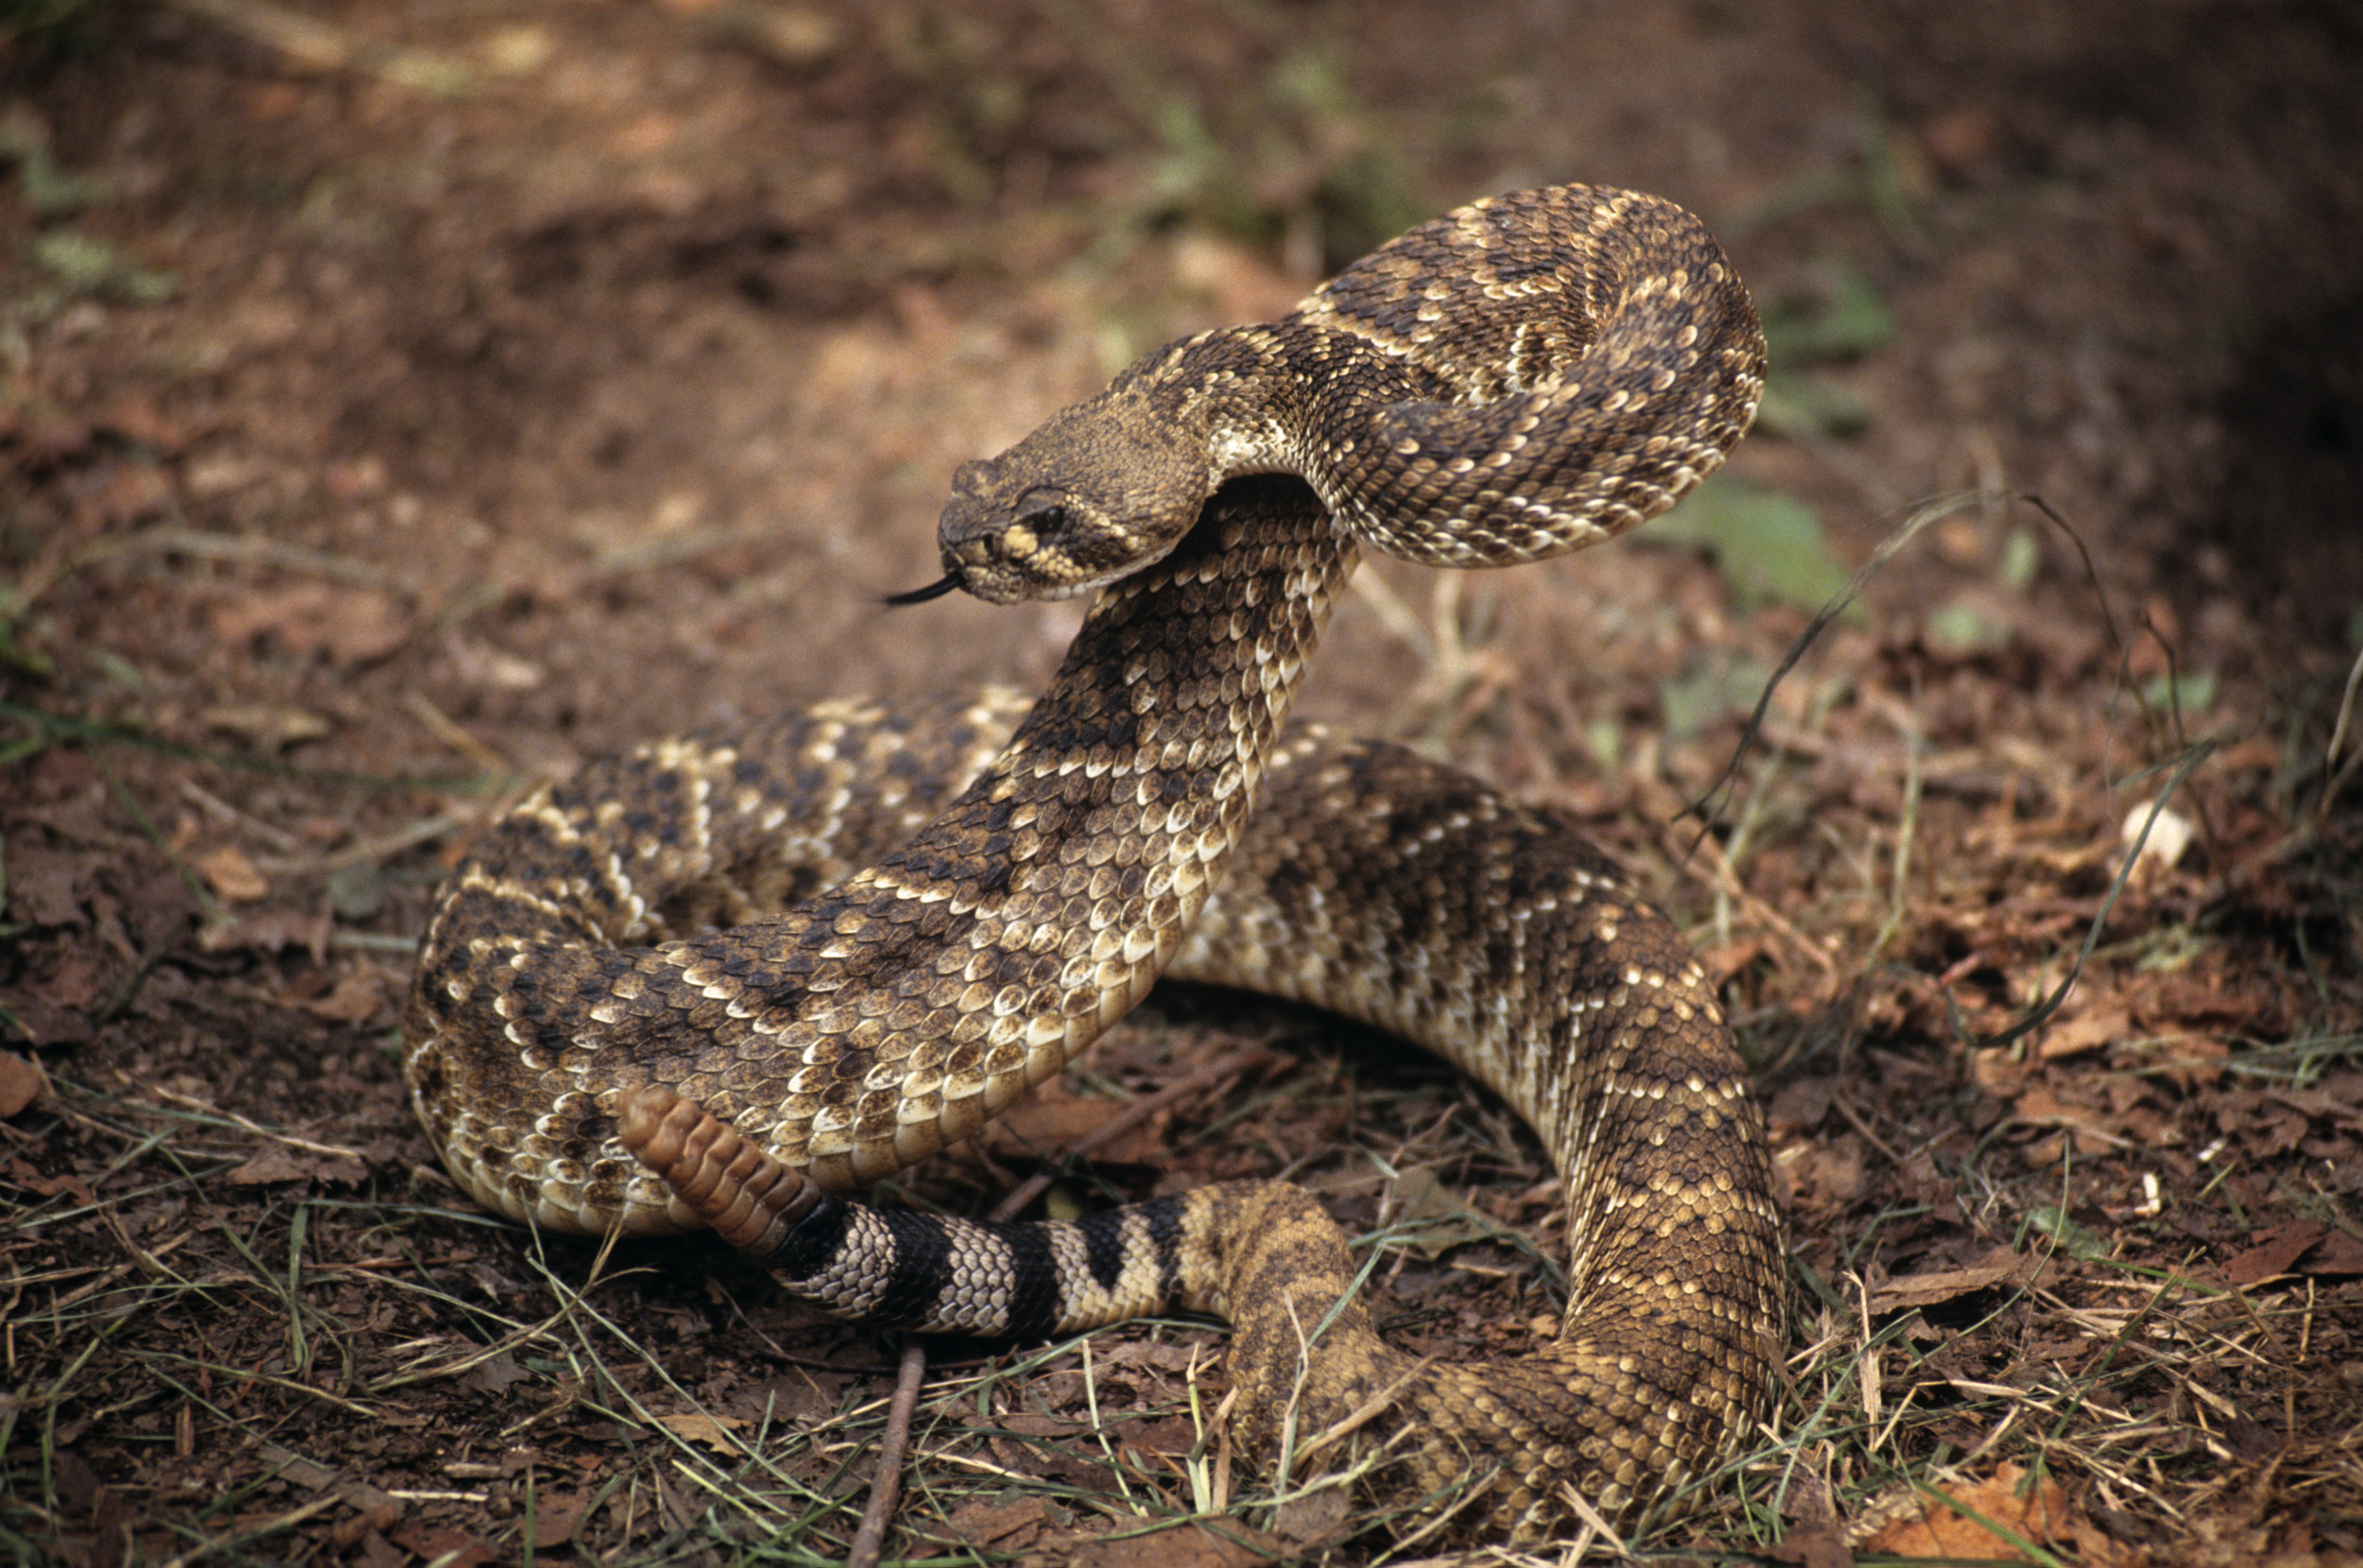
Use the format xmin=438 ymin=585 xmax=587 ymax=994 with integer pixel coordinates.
xmin=403 ymin=691 xmax=513 ymax=777
xmin=1685 ymin=490 xmax=1986 ymax=836
xmin=21 ymin=524 xmax=419 ymax=610
xmin=2319 ymin=644 xmax=2363 ymax=821
xmin=250 ymin=809 xmax=476 ymax=877
xmin=1664 ymin=820 xmax=1837 ymax=982
xmin=844 ymin=1342 xmax=928 ymax=1568
xmin=145 ymin=1084 xmax=370 ymax=1162
xmin=180 ymin=778 xmax=305 ymax=853
xmin=843 ymin=1043 xmax=1273 ymax=1563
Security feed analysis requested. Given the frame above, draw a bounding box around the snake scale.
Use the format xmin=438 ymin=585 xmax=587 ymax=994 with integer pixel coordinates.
xmin=405 ymin=184 xmax=1784 ymax=1542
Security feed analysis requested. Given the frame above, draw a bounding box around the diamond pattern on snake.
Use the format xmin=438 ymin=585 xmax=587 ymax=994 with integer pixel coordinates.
xmin=404 ymin=182 xmax=1784 ymax=1543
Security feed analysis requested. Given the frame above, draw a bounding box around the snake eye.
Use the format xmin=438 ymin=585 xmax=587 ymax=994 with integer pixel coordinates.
xmin=1021 ymin=505 xmax=1069 ymax=536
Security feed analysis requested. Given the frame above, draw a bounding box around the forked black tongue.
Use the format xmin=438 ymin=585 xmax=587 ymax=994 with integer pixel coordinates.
xmin=883 ymin=572 xmax=962 ymax=606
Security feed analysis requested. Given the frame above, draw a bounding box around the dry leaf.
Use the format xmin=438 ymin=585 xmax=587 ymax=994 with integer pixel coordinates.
xmin=200 ymin=703 xmax=332 ymax=750
xmin=8 ymin=1155 xmax=95 ymax=1204
xmin=299 ymin=966 xmax=388 ymax=1025
xmin=2222 ymin=1222 xmax=2328 ymax=1288
xmin=5 ymin=844 xmax=87 ymax=927
xmin=941 ymin=1496 xmax=1048 ymax=1550
xmin=226 ymin=1145 xmax=369 ymax=1186
xmin=528 ymin=1489 xmax=587 ymax=1550
xmin=1860 ymin=1462 xmax=2074 ymax=1559
xmin=1271 ymin=1485 xmax=1353 ymax=1545
xmin=193 ymin=844 xmax=268 ymax=903
xmin=1969 ymin=1045 xmax=2031 ymax=1095
xmin=1767 ymin=1076 xmax=1835 ymax=1136
xmin=1779 ymin=1135 xmax=1865 ymax=1210
xmin=210 ymin=582 xmax=411 ymax=663
xmin=0 ymin=1051 xmax=47 ymax=1117
xmin=654 ymin=1411 xmax=746 ymax=1454
xmin=2305 ymin=1231 xmax=2363 ymax=1276
xmin=199 ymin=907 xmax=333 ymax=958
xmin=1870 ymin=1251 xmax=2023 ymax=1315
xmin=1389 ymin=1165 xmax=1506 ymax=1258
xmin=0 ymin=991 xmax=92 ymax=1046
xmin=2040 ymin=1008 xmax=2129 ymax=1060
xmin=1070 ymin=1519 xmax=1282 ymax=1568
xmin=2011 ymin=1083 xmax=2124 ymax=1151
xmin=983 ymin=1079 xmax=1165 ymax=1163
xmin=1773 ymin=1471 xmax=1852 ymax=1568
xmin=388 ymin=1525 xmax=492 ymax=1568
xmin=990 ymin=1081 xmax=1126 ymax=1149
xmin=462 ymin=1352 xmax=528 ymax=1395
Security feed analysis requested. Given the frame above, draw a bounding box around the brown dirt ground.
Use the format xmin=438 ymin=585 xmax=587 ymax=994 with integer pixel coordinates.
xmin=3 ymin=1 xmax=2360 ymax=1563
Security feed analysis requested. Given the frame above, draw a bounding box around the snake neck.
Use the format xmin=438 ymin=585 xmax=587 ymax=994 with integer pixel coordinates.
xmin=408 ymin=477 xmax=1362 ymax=1230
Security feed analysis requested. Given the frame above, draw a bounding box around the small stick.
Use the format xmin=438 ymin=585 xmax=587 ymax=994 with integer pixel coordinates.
xmin=845 ymin=1341 xmax=927 ymax=1568
xmin=845 ymin=1043 xmax=1271 ymax=1566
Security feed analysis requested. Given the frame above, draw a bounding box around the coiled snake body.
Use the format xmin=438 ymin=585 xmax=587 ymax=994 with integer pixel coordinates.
xmin=405 ymin=184 xmax=1783 ymax=1541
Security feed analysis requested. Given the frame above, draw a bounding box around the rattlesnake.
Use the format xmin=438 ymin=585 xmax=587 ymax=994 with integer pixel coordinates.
xmin=405 ymin=183 xmax=1783 ymax=1542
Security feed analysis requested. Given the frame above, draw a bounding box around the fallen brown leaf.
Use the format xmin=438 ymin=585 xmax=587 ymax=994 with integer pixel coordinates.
xmin=527 ymin=1489 xmax=586 ymax=1550
xmin=653 ymin=1410 xmax=746 ymax=1454
xmin=2040 ymin=1007 xmax=2129 ymax=1060
xmin=4 ymin=844 xmax=87 ymax=927
xmin=0 ymin=1050 xmax=47 ymax=1117
xmin=984 ymin=1078 xmax=1166 ymax=1164
xmin=1270 ymin=1485 xmax=1352 ymax=1546
xmin=1069 ymin=1518 xmax=1282 ymax=1568
xmin=298 ymin=966 xmax=388 ymax=1025
xmin=8 ymin=1156 xmax=96 ymax=1205
xmin=1780 ymin=1134 xmax=1866 ymax=1211
xmin=990 ymin=1080 xmax=1129 ymax=1149
xmin=1860 ymin=1463 xmax=2075 ymax=1559
xmin=2303 ymin=1230 xmax=2363 ymax=1276
xmin=226 ymin=1145 xmax=369 ymax=1186
xmin=388 ymin=1524 xmax=493 ymax=1567
xmin=1762 ymin=1520 xmax=1853 ymax=1568
xmin=210 ymin=581 xmax=411 ymax=663
xmin=1870 ymin=1250 xmax=2023 ymax=1315
xmin=941 ymin=1495 xmax=1049 ymax=1550
xmin=198 ymin=907 xmax=333 ymax=959
xmin=2223 ymin=1221 xmax=2326 ymax=1287
xmin=200 ymin=702 xmax=333 ymax=750
xmin=5 ymin=991 xmax=95 ymax=1043
xmin=1773 ymin=1470 xmax=1853 ymax=1568
xmin=462 ymin=1353 xmax=528 ymax=1395
xmin=192 ymin=844 xmax=269 ymax=903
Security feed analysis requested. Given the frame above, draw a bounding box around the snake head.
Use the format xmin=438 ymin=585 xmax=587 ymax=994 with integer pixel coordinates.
xmin=930 ymin=383 xmax=1213 ymax=605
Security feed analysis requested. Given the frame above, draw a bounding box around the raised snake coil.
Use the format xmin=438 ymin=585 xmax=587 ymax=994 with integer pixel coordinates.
xmin=405 ymin=184 xmax=1784 ymax=1541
